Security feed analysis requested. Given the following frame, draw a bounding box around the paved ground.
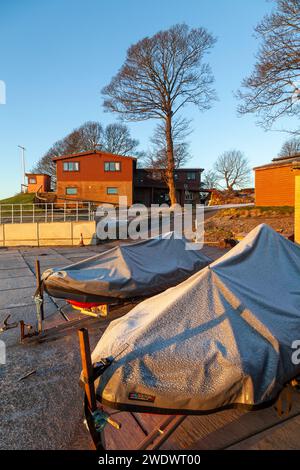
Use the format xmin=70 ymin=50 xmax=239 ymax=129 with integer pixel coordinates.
xmin=0 ymin=242 xmax=120 ymax=450
xmin=0 ymin=241 xmax=299 ymax=450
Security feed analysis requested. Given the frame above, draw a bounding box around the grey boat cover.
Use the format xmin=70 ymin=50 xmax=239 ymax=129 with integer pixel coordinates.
xmin=91 ymin=224 xmax=300 ymax=413
xmin=42 ymin=232 xmax=211 ymax=303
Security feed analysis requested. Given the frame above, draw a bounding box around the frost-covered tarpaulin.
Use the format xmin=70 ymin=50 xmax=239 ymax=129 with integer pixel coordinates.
xmin=42 ymin=233 xmax=211 ymax=303
xmin=91 ymin=224 xmax=300 ymax=413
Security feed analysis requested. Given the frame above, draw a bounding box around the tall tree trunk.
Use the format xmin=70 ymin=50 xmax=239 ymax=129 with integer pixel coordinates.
xmin=165 ymin=114 xmax=177 ymax=206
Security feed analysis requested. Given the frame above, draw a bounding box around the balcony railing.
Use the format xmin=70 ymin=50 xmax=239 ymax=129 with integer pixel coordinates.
xmin=0 ymin=201 xmax=95 ymax=224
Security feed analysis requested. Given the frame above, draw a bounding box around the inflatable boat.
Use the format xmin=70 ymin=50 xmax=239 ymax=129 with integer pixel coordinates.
xmin=42 ymin=233 xmax=212 ymax=314
xmin=90 ymin=224 xmax=300 ymax=413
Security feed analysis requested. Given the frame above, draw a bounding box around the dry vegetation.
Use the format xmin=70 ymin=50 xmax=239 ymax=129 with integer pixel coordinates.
xmin=205 ymin=206 xmax=294 ymax=243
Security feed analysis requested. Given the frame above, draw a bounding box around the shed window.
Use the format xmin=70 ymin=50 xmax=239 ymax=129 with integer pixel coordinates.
xmin=66 ymin=187 xmax=78 ymax=195
xmin=63 ymin=161 xmax=79 ymax=171
xmin=187 ymin=172 xmax=196 ymax=180
xmin=107 ymin=187 xmax=118 ymax=195
xmin=29 ymin=177 xmax=37 ymax=184
xmin=104 ymin=162 xmax=121 ymax=172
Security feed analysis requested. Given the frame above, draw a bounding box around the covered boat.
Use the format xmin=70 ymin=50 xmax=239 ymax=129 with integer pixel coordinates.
xmin=42 ymin=232 xmax=211 ymax=303
xmin=91 ymin=224 xmax=300 ymax=413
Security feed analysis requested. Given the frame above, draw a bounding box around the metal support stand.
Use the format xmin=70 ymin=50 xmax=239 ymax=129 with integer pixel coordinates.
xmin=78 ymin=328 xmax=98 ymax=413
xmin=35 ymin=259 xmax=44 ymax=320
xmin=19 ymin=320 xmax=36 ymax=341
xmin=35 ymin=259 xmax=44 ymax=333
xmin=78 ymin=328 xmax=121 ymax=449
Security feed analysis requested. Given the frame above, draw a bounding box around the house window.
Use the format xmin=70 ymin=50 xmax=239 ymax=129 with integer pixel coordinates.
xmin=63 ymin=161 xmax=79 ymax=171
xmin=107 ymin=187 xmax=118 ymax=195
xmin=65 ymin=187 xmax=78 ymax=195
xmin=185 ymin=191 xmax=194 ymax=201
xmin=151 ymin=171 xmax=161 ymax=180
xmin=104 ymin=162 xmax=121 ymax=172
xmin=187 ymin=172 xmax=196 ymax=180
xmin=174 ymin=173 xmax=179 ymax=181
xmin=29 ymin=177 xmax=37 ymax=184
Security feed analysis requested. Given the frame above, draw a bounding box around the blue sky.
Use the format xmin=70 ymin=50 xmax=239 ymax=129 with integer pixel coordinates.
xmin=0 ymin=0 xmax=295 ymax=198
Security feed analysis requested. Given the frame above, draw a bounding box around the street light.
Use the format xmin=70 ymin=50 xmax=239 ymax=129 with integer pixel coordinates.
xmin=18 ymin=145 xmax=26 ymax=192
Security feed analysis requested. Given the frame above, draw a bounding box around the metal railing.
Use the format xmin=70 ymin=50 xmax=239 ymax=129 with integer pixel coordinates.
xmin=0 ymin=201 xmax=95 ymax=224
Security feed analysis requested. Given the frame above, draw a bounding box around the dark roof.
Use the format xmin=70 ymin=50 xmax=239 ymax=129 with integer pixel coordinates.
xmin=272 ymin=153 xmax=300 ymax=162
xmin=52 ymin=150 xmax=137 ymax=162
xmin=137 ymin=167 xmax=204 ymax=172
xmin=26 ymin=173 xmax=51 ymax=177
xmin=253 ymin=155 xmax=300 ymax=170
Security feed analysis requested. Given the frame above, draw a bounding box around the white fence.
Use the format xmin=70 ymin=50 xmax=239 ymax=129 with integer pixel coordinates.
xmin=0 ymin=202 xmax=95 ymax=224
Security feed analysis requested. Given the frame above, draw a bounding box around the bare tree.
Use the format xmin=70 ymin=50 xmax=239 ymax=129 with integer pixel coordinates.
xmin=102 ymin=123 xmax=142 ymax=156
xmin=32 ymin=121 xmax=141 ymax=187
xmin=237 ymin=0 xmax=300 ymax=132
xmin=143 ymin=117 xmax=192 ymax=176
xmin=102 ymin=23 xmax=216 ymax=205
xmin=32 ymin=151 xmax=58 ymax=188
xmin=32 ymin=121 xmax=104 ymax=185
xmin=214 ymin=150 xmax=251 ymax=191
xmin=78 ymin=121 xmax=104 ymax=151
xmin=202 ymin=169 xmax=219 ymax=189
xmin=278 ymin=136 xmax=300 ymax=156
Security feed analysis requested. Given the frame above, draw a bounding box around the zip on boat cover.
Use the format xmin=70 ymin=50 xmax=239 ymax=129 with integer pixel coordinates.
xmin=42 ymin=232 xmax=211 ymax=303
xmin=90 ymin=224 xmax=300 ymax=414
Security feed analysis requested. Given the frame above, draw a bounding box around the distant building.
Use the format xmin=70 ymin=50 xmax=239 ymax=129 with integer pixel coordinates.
xmin=52 ymin=150 xmax=204 ymax=206
xmin=53 ymin=151 xmax=136 ymax=205
xmin=254 ymin=155 xmax=300 ymax=206
xmin=134 ymin=168 xmax=204 ymax=205
xmin=26 ymin=173 xmax=51 ymax=193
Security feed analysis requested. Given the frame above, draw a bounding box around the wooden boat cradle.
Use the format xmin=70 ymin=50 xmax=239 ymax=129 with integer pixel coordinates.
xmin=78 ymin=328 xmax=300 ymax=451
xmin=78 ymin=327 xmax=187 ymax=450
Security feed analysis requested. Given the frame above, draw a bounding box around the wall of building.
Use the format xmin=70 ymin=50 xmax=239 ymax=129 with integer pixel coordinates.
xmin=56 ymin=180 xmax=133 ymax=205
xmin=255 ymin=164 xmax=296 ymax=206
xmin=27 ymin=174 xmax=51 ymax=193
xmin=55 ymin=152 xmax=134 ymax=204
xmin=0 ymin=221 xmax=97 ymax=246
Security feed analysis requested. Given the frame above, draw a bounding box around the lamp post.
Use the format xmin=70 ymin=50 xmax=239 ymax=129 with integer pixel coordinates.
xmin=18 ymin=145 xmax=26 ymax=192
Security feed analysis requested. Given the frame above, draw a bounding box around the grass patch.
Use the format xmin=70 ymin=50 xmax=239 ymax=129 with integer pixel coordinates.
xmin=254 ymin=206 xmax=294 ymax=214
xmin=218 ymin=206 xmax=294 ymax=218
xmin=0 ymin=193 xmax=35 ymax=205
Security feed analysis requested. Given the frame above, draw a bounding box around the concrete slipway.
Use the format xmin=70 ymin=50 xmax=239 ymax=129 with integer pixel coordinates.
xmin=1 ymin=243 xmax=300 ymax=450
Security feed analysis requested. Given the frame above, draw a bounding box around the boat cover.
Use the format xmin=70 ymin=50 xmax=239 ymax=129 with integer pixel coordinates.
xmin=42 ymin=233 xmax=211 ymax=303
xmin=91 ymin=224 xmax=300 ymax=413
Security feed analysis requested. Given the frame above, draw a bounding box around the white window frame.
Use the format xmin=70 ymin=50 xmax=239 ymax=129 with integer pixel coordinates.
xmin=65 ymin=187 xmax=78 ymax=195
xmin=104 ymin=162 xmax=121 ymax=172
xmin=63 ymin=161 xmax=79 ymax=171
xmin=107 ymin=187 xmax=118 ymax=195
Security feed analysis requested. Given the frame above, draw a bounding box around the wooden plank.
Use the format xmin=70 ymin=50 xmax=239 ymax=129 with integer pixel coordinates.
xmin=227 ymin=413 xmax=300 ymax=450
xmin=21 ymin=307 xmax=126 ymax=344
xmin=90 ymin=392 xmax=300 ymax=450
xmin=137 ymin=416 xmax=186 ymax=450
xmin=133 ymin=412 xmax=164 ymax=434
xmin=101 ymin=407 xmax=147 ymax=450
xmin=159 ymin=391 xmax=300 ymax=450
